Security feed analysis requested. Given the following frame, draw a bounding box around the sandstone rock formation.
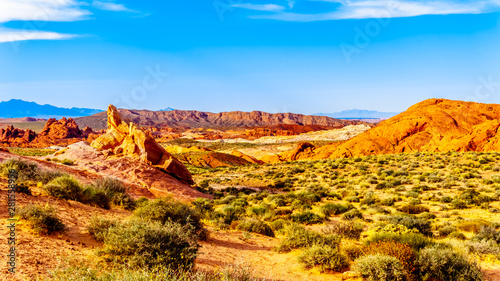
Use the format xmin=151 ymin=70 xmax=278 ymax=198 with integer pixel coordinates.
xmin=283 ymin=99 xmax=500 ymax=160
xmin=38 ymin=117 xmax=83 ymax=139
xmin=231 ymin=150 xmax=263 ymax=164
xmin=91 ymin=105 xmax=194 ymax=184
xmin=0 ymin=126 xmax=36 ymax=146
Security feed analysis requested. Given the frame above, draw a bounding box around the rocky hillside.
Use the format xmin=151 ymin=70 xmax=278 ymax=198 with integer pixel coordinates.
xmin=288 ymin=99 xmax=500 ymax=160
xmin=75 ymin=109 xmax=360 ymax=130
xmin=0 ymin=118 xmax=94 ymax=148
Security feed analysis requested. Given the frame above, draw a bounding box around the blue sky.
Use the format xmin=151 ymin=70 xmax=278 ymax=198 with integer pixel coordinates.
xmin=0 ymin=0 xmax=499 ymax=114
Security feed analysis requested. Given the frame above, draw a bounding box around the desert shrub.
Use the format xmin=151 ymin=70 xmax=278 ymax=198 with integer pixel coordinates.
xmin=236 ymin=219 xmax=274 ymax=237
xmin=399 ymin=205 xmax=429 ymax=215
xmin=418 ymin=246 xmax=483 ymax=281
xmin=270 ymin=219 xmax=291 ymax=232
xmin=320 ymin=203 xmax=352 ymax=216
xmin=381 ymin=197 xmax=396 ymax=206
xmin=466 ymin=239 xmax=500 ymax=255
xmin=441 ymin=196 xmax=453 ymax=203
xmin=352 ymin=254 xmax=407 ymax=281
xmin=215 ymin=205 xmax=243 ymax=226
xmin=49 ymin=262 xmax=270 ymax=281
xmin=87 ymin=216 xmax=117 ymax=242
xmin=417 ymin=212 xmax=436 ymax=220
xmin=298 ymin=245 xmax=349 ymax=272
xmin=452 ymin=199 xmax=468 ymax=209
xmin=133 ymin=198 xmax=205 ymax=240
xmin=367 ymin=232 xmax=433 ymax=251
xmin=0 ymin=159 xmax=39 ymax=182
xmin=381 ymin=215 xmax=432 ymax=236
xmin=438 ymin=225 xmax=457 ymax=237
xmin=61 ymin=159 xmax=74 ymax=166
xmin=37 ymin=169 xmax=67 ymax=184
xmin=341 ymin=209 xmax=363 ymax=221
xmin=246 ymin=204 xmax=274 ymax=220
xmin=17 ymin=204 xmax=67 ymax=234
xmin=291 ymin=211 xmax=323 ymax=225
xmin=456 ymin=220 xmax=490 ymax=233
xmin=192 ymin=198 xmax=214 ymax=219
xmin=362 ymin=191 xmax=379 ymax=205
xmin=82 ymin=185 xmax=111 ymax=209
xmin=472 ymin=226 xmax=500 ymax=243
xmin=99 ymin=219 xmax=199 ymax=269
xmin=341 ymin=241 xmax=365 ymax=261
xmin=346 ymin=196 xmax=360 ymax=202
xmin=276 ymin=224 xmax=341 ymax=253
xmin=322 ymin=221 xmax=364 ymax=240
xmin=459 ymin=189 xmax=491 ymax=205
xmin=44 ymin=175 xmax=84 ymax=201
xmin=93 ymin=178 xmax=135 ymax=210
xmin=450 ymin=231 xmax=467 ymax=240
xmin=362 ymin=241 xmax=416 ymax=277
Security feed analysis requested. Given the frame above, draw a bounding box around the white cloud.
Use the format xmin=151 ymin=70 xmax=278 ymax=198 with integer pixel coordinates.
xmin=92 ymin=0 xmax=135 ymax=12
xmin=232 ymin=3 xmax=286 ymax=11
xmin=0 ymin=0 xmax=134 ymax=43
xmin=0 ymin=29 xmax=76 ymax=43
xmin=250 ymin=0 xmax=500 ymax=21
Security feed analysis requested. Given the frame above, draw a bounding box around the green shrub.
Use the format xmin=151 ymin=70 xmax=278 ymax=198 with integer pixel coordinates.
xmin=366 ymin=232 xmax=433 ymax=251
xmin=362 ymin=241 xmax=416 ymax=278
xmin=277 ymin=224 xmax=341 ymax=253
xmin=291 ymin=211 xmax=323 ymax=225
xmin=61 ymin=159 xmax=74 ymax=166
xmin=399 ymin=205 xmax=429 ymax=215
xmin=99 ymin=219 xmax=199 ymax=269
xmin=270 ymin=219 xmax=291 ymax=232
xmin=341 ymin=209 xmax=363 ymax=221
xmin=352 ymin=254 xmax=407 ymax=281
xmin=320 ymin=203 xmax=352 ymax=216
xmin=322 ymin=221 xmax=364 ymax=240
xmin=466 ymin=239 xmax=500 ymax=256
xmin=133 ymin=198 xmax=206 ymax=240
xmin=382 ymin=215 xmax=432 ymax=236
xmin=236 ymin=219 xmax=274 ymax=237
xmin=472 ymin=226 xmax=500 ymax=243
xmin=298 ymin=245 xmax=349 ymax=272
xmin=449 ymin=231 xmax=467 ymax=240
xmin=451 ymin=199 xmax=468 ymax=209
xmin=87 ymin=216 xmax=117 ymax=242
xmin=82 ymin=185 xmax=111 ymax=209
xmin=1 ymin=159 xmax=39 ymax=182
xmin=44 ymin=175 xmax=84 ymax=201
xmin=418 ymin=246 xmax=483 ymax=281
xmin=17 ymin=204 xmax=67 ymax=234
xmin=457 ymin=220 xmax=490 ymax=233
xmin=192 ymin=198 xmax=214 ymax=219
xmin=94 ymin=178 xmax=135 ymax=210
xmin=417 ymin=212 xmax=436 ymax=220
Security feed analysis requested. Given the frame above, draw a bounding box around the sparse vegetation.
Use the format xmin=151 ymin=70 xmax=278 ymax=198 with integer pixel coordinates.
xmin=17 ymin=204 xmax=67 ymax=234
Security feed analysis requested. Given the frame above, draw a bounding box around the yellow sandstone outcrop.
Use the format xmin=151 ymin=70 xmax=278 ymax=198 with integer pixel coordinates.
xmin=91 ymin=105 xmax=194 ymax=184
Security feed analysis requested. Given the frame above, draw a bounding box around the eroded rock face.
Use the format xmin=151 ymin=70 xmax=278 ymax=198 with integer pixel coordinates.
xmin=38 ymin=117 xmax=83 ymax=139
xmin=289 ymin=99 xmax=500 ymax=159
xmin=91 ymin=105 xmax=194 ymax=184
xmin=0 ymin=125 xmax=36 ymax=146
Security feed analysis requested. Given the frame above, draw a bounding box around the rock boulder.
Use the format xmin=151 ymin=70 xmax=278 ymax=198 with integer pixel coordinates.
xmin=91 ymin=105 xmax=194 ymax=184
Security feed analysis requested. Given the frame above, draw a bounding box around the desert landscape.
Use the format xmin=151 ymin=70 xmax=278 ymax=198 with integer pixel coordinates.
xmin=1 ymin=98 xmax=500 ymax=281
xmin=2 ymin=0 xmax=500 ymax=280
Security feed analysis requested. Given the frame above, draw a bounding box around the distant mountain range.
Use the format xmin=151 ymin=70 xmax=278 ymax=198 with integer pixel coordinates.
xmin=315 ymin=109 xmax=399 ymax=119
xmin=75 ymin=108 xmax=362 ymax=130
xmin=0 ymin=99 xmax=104 ymax=119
